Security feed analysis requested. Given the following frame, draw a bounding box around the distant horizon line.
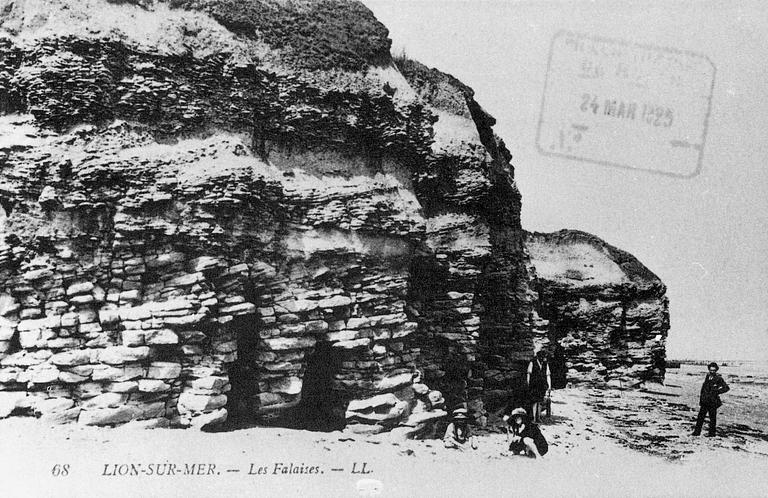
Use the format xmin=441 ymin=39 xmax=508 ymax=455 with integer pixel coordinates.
xmin=667 ymin=357 xmax=768 ymax=364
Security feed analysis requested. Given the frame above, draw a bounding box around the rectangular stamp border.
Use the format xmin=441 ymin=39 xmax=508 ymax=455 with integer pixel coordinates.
xmin=536 ymin=29 xmax=716 ymax=179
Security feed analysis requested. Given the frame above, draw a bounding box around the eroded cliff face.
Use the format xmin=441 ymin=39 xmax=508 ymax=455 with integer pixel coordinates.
xmin=0 ymin=0 xmax=667 ymax=430
xmin=0 ymin=0 xmax=536 ymax=429
xmin=526 ymin=230 xmax=669 ymax=385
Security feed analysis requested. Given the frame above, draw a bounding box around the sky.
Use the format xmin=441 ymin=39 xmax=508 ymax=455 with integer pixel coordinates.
xmin=363 ymin=0 xmax=768 ymax=361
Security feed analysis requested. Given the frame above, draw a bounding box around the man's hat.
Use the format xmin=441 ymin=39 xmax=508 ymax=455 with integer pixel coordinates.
xmin=707 ymin=362 xmax=719 ymax=371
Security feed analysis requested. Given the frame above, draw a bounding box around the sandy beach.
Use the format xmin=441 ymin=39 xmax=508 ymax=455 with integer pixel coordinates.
xmin=2 ymin=365 xmax=765 ymax=498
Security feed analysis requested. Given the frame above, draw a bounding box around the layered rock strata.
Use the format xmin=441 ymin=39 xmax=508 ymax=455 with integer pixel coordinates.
xmin=0 ymin=0 xmax=668 ymax=429
xmin=526 ymin=230 xmax=670 ymax=384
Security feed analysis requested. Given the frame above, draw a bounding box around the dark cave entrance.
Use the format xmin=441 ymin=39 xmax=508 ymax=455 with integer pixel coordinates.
xmin=223 ymin=315 xmax=261 ymax=429
xmin=225 ymin=328 xmax=346 ymax=431
xmin=291 ymin=341 xmax=346 ymax=432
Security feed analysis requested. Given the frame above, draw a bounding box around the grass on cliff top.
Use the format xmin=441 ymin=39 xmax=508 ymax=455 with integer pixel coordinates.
xmin=167 ymin=0 xmax=392 ymax=71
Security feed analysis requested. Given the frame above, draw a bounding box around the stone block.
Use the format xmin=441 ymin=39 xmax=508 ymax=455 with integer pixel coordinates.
xmin=136 ymin=401 xmax=167 ymax=420
xmin=41 ymin=407 xmax=81 ymax=425
xmin=79 ymin=322 xmax=103 ymax=334
xmin=166 ymin=273 xmax=203 ymax=287
xmin=18 ymin=322 xmax=46 ymax=348
xmin=58 ymin=371 xmax=89 ymax=383
xmin=347 ymin=393 xmax=399 ymax=413
xmin=74 ymin=382 xmax=103 ymax=399
xmin=19 ymin=308 xmax=42 ymax=320
xmin=79 ymin=406 xmax=141 ymax=426
xmin=119 ymin=306 xmax=152 ymax=321
xmin=138 ymin=379 xmax=170 ymax=393
xmin=98 ymin=309 xmax=120 ymax=326
xmin=376 ymin=373 xmax=412 ymax=392
xmin=257 ymin=392 xmax=283 ymax=407
xmin=0 ymin=295 xmax=20 ymax=317
xmin=0 ymin=325 xmax=15 ymax=342
xmin=146 ymin=362 xmax=182 ymax=380
xmin=66 ymin=282 xmax=94 ymax=296
xmin=189 ymin=408 xmax=227 ymax=430
xmin=1 ymin=350 xmax=52 ymax=367
xmin=0 ymin=392 xmax=27 ymax=418
xmin=278 ymin=323 xmax=306 ymax=335
xmin=92 ymin=365 xmax=144 ymax=382
xmin=190 ymin=257 xmax=220 ymax=272
xmin=162 ymin=314 xmax=205 ymax=327
xmin=28 ymin=365 xmax=60 ymax=384
xmin=262 ymin=337 xmax=316 ymax=351
xmin=121 ymin=329 xmax=145 ymax=346
xmin=50 ymin=349 xmax=93 ymax=367
xmin=83 ymin=393 xmax=129 ymax=409
xmin=403 ymin=409 xmax=447 ymax=426
xmin=346 ymin=317 xmax=371 ymax=329
xmin=36 ymin=397 xmax=75 ymax=414
xmin=178 ymin=393 xmax=227 ymax=413
xmin=61 ymin=312 xmax=79 ymax=327
xmin=144 ymin=328 xmax=178 ymax=345
xmin=317 ymin=295 xmax=353 ymax=309
xmin=219 ymin=303 xmax=256 ymax=316
xmin=71 ymin=295 xmax=96 ymax=305
xmin=332 ymin=338 xmax=370 ymax=349
xmin=275 ymin=299 xmax=317 ymax=314
xmin=325 ymin=330 xmax=361 ymax=342
xmin=47 ymin=338 xmax=82 ymax=349
xmin=98 ymin=346 xmax=150 ymax=365
xmin=149 ymin=299 xmax=194 ymax=313
xmin=304 ymin=320 xmax=329 ymax=333
xmin=0 ymin=368 xmax=20 ymax=383
xmin=190 ymin=377 xmax=228 ymax=391
xmin=105 ymin=381 xmax=139 ymax=393
xmin=258 ymin=307 xmax=275 ymax=317
xmin=119 ymin=290 xmax=142 ymax=303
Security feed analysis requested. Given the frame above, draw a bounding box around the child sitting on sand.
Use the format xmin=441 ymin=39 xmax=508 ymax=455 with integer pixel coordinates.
xmin=443 ymin=408 xmax=477 ymax=450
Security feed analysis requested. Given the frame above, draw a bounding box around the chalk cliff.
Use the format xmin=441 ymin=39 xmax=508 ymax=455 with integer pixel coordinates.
xmin=0 ymin=0 xmax=668 ymax=430
xmin=526 ymin=230 xmax=669 ymax=385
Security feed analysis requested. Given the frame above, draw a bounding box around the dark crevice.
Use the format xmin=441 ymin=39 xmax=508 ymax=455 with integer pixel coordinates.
xmin=222 ymin=315 xmax=261 ymax=429
xmin=291 ymin=342 xmax=345 ymax=431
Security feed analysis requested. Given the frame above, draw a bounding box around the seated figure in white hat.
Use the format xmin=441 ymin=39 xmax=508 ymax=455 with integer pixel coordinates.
xmin=443 ymin=407 xmax=477 ymax=450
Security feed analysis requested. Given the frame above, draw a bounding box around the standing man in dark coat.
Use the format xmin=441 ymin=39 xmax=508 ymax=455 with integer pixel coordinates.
xmin=527 ymin=346 xmax=551 ymax=423
xmin=692 ymin=362 xmax=730 ymax=437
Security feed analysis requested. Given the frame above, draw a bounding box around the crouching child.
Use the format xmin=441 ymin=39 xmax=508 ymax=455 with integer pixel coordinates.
xmin=504 ymin=407 xmax=548 ymax=458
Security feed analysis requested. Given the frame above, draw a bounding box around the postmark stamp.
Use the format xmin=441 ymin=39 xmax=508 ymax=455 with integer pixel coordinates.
xmin=536 ymin=30 xmax=716 ymax=177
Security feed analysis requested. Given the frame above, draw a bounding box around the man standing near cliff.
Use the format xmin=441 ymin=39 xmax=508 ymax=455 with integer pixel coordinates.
xmin=692 ymin=362 xmax=730 ymax=437
xmin=527 ymin=346 xmax=552 ymax=424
